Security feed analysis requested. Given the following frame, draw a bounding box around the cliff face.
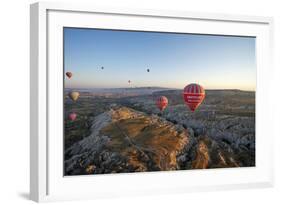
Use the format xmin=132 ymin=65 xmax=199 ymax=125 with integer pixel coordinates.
xmin=65 ymin=107 xmax=189 ymax=175
xmin=191 ymin=136 xmax=239 ymax=169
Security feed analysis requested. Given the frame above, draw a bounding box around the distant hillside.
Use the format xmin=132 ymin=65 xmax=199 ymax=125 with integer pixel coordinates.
xmin=152 ymin=89 xmax=255 ymax=107
xmin=153 ymin=89 xmax=255 ymax=95
xmin=65 ymin=86 xmax=171 ymax=92
xmin=65 ymin=87 xmax=174 ymax=97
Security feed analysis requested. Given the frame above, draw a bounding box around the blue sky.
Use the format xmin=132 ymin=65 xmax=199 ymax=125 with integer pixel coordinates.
xmin=64 ymin=28 xmax=256 ymax=91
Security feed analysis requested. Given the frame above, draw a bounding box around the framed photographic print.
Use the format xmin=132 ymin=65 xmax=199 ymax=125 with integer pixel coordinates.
xmin=30 ymin=2 xmax=274 ymax=202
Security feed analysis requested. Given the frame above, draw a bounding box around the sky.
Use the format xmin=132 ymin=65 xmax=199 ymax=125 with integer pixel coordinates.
xmin=64 ymin=27 xmax=256 ymax=91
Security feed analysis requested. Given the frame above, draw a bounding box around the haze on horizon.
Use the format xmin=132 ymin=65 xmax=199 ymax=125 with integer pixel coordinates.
xmin=64 ymin=28 xmax=256 ymax=91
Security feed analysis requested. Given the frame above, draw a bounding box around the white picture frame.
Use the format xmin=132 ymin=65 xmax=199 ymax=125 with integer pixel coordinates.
xmin=30 ymin=2 xmax=274 ymax=202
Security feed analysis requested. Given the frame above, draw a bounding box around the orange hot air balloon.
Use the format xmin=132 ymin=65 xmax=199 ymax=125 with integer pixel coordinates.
xmin=66 ymin=72 xmax=72 ymax=78
xmin=156 ymin=96 xmax=168 ymax=111
xmin=68 ymin=112 xmax=77 ymax=121
xmin=183 ymin=83 xmax=205 ymax=112
xmin=68 ymin=91 xmax=80 ymax=102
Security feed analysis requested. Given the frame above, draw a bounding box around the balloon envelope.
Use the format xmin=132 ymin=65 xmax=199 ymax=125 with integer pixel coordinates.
xmin=183 ymin=83 xmax=205 ymax=112
xmin=66 ymin=72 xmax=72 ymax=78
xmin=156 ymin=96 xmax=168 ymax=111
xmin=68 ymin=91 xmax=80 ymax=101
xmin=68 ymin=112 xmax=77 ymax=121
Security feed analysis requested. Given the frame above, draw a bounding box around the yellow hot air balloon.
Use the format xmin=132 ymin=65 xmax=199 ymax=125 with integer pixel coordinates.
xmin=68 ymin=91 xmax=80 ymax=101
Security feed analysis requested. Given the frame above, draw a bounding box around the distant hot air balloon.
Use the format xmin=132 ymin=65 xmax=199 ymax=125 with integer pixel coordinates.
xmin=156 ymin=96 xmax=168 ymax=111
xmin=68 ymin=91 xmax=80 ymax=102
xmin=128 ymin=80 xmax=131 ymax=84
xmin=183 ymin=83 xmax=205 ymax=112
xmin=147 ymin=69 xmax=150 ymax=72
xmin=68 ymin=112 xmax=77 ymax=121
xmin=101 ymin=66 xmax=104 ymax=70
xmin=66 ymin=72 xmax=72 ymax=78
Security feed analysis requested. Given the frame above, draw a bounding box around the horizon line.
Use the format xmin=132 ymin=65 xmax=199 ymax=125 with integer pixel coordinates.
xmin=64 ymin=86 xmax=256 ymax=92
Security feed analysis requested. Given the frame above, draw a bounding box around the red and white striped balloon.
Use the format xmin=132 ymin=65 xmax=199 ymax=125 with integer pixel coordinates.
xmin=183 ymin=83 xmax=205 ymax=112
xmin=156 ymin=96 xmax=168 ymax=111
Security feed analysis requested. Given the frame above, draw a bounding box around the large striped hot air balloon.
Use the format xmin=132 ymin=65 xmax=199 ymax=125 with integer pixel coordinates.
xmin=156 ymin=96 xmax=168 ymax=111
xmin=183 ymin=83 xmax=205 ymax=112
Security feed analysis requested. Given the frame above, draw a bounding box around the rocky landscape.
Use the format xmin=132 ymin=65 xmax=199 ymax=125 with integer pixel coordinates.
xmin=64 ymin=88 xmax=255 ymax=175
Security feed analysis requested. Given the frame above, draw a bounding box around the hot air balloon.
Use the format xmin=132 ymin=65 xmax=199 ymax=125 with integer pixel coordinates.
xmin=68 ymin=112 xmax=77 ymax=121
xmin=66 ymin=72 xmax=72 ymax=78
xmin=156 ymin=96 xmax=168 ymax=111
xmin=183 ymin=83 xmax=205 ymax=112
xmin=128 ymin=80 xmax=131 ymax=84
xmin=101 ymin=66 xmax=104 ymax=70
xmin=147 ymin=69 xmax=150 ymax=72
xmin=68 ymin=91 xmax=80 ymax=102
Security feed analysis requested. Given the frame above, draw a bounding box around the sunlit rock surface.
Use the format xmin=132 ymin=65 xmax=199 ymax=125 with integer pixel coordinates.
xmin=65 ymin=107 xmax=189 ymax=175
